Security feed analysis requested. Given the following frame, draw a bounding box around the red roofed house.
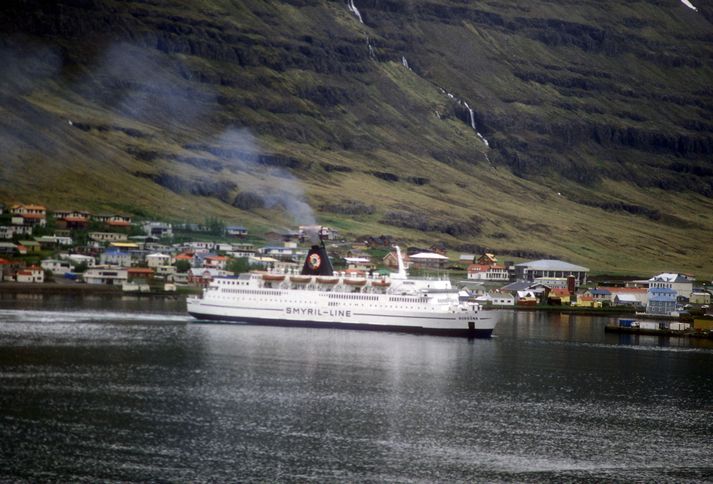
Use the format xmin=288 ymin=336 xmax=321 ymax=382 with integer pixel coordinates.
xmin=204 ymin=255 xmax=229 ymax=270
xmin=467 ymin=263 xmax=509 ymax=281
xmin=107 ymin=215 xmax=132 ymax=228
xmin=547 ymin=287 xmax=572 ymax=305
xmin=16 ymin=265 xmax=44 ymax=283
xmin=10 ymin=204 xmax=47 ymax=228
xmin=127 ymin=267 xmax=155 ymax=281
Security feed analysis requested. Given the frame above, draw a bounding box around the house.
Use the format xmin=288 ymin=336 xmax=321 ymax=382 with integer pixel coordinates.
xmin=143 ymin=221 xmax=173 ymax=238
xmin=146 ymin=253 xmax=172 ymax=268
xmin=648 ymin=273 xmax=695 ymax=299
xmin=188 ymin=241 xmax=217 ymax=251
xmin=409 ymin=252 xmax=449 ymax=269
xmin=0 ymin=242 xmax=18 ymax=256
xmin=459 ymin=254 xmax=476 ymax=263
xmin=646 ymin=287 xmax=677 ymax=315
xmin=467 ymin=263 xmax=509 ymax=281
xmin=533 ymin=277 xmax=570 ymax=289
xmin=89 ymin=232 xmax=129 ymax=243
xmin=690 ymin=292 xmax=711 ymax=305
xmin=0 ymin=258 xmax=15 ymax=281
xmin=41 ymin=259 xmax=72 ymax=275
xmin=204 ymin=255 xmax=229 ymax=270
xmin=602 ymin=287 xmax=648 ymax=307
xmin=0 ymin=226 xmax=14 ymax=239
xmin=100 ymin=248 xmax=132 ymax=267
xmin=35 ymin=235 xmax=74 ymax=248
xmin=10 ymin=204 xmax=47 ymax=227
xmin=515 ymin=259 xmax=589 ymax=286
xmin=63 ymin=253 xmax=96 ymax=268
xmin=83 ymin=266 xmax=129 ymax=285
xmin=477 ymin=291 xmax=515 ymax=306
xmin=175 ymin=252 xmax=195 ymax=264
xmin=226 ymin=225 xmax=248 ymax=237
xmin=383 ymin=251 xmax=410 ymax=269
xmin=574 ymin=295 xmax=601 ymax=308
xmin=155 ymin=265 xmax=177 ymax=280
xmin=18 ymin=240 xmax=41 ymax=255
xmin=16 ymin=265 xmax=44 ymax=283
xmin=258 ymin=243 xmax=304 ymax=262
xmin=344 ymin=257 xmax=373 ymax=271
xmin=54 ymin=210 xmax=90 ymax=230
xmin=585 ymin=288 xmax=612 ymax=303
xmin=127 ymin=267 xmax=154 ymax=281
xmin=476 ymin=253 xmax=498 ymax=266
xmin=547 ymin=288 xmax=571 ymax=305
xmin=516 ymin=290 xmax=538 ymax=306
xmin=106 ymin=215 xmax=132 ymax=229
xmin=228 ymin=243 xmax=255 ymax=258
xmin=187 ymin=268 xmax=233 ymax=286
xmin=614 ymin=293 xmax=645 ymax=308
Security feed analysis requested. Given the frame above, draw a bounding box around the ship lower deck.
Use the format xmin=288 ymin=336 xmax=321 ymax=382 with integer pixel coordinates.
xmin=188 ymin=311 xmax=494 ymax=338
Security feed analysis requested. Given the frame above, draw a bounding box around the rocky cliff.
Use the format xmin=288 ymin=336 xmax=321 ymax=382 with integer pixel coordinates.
xmin=1 ymin=0 xmax=712 ymax=274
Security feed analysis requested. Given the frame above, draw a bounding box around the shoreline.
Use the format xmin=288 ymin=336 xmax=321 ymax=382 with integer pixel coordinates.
xmin=0 ymin=282 xmax=197 ymax=298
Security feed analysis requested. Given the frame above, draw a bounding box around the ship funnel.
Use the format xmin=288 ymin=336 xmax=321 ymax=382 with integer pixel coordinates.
xmin=301 ymin=242 xmax=334 ymax=276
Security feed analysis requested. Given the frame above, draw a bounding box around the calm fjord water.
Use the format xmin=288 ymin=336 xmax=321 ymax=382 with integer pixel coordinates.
xmin=0 ymin=296 xmax=711 ymax=482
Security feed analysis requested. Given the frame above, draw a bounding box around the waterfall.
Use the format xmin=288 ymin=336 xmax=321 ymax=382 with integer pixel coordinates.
xmin=464 ymin=101 xmax=476 ymax=130
xmin=347 ymin=0 xmax=364 ymax=23
xmin=401 ymin=56 xmax=411 ymax=70
xmin=366 ymin=36 xmax=376 ymax=59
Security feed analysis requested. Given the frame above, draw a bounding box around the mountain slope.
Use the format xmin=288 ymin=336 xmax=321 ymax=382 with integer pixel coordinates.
xmin=0 ymin=0 xmax=712 ymax=275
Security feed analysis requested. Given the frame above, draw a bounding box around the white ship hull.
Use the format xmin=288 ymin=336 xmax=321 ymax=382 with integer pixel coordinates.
xmin=187 ymin=284 xmax=496 ymax=337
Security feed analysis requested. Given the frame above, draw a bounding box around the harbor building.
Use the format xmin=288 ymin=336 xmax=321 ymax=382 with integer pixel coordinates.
xmin=515 ymin=259 xmax=589 ymax=286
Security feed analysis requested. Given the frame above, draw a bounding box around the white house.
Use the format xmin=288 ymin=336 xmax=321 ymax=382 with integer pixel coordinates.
xmin=89 ymin=232 xmax=128 ymax=243
xmin=63 ymin=253 xmax=96 ymax=268
xmin=409 ymin=252 xmax=449 ymax=269
xmin=155 ymin=265 xmax=177 ymax=280
xmin=16 ymin=265 xmax=44 ymax=283
xmin=515 ymin=259 xmax=589 ymax=286
xmin=143 ymin=221 xmax=173 ymax=238
xmin=100 ymin=249 xmax=132 ymax=267
xmin=146 ymin=253 xmax=172 ymax=268
xmin=476 ymin=291 xmax=515 ymax=306
xmin=41 ymin=259 xmax=72 ymax=275
xmin=83 ymin=266 xmax=129 ymax=285
xmin=467 ymin=264 xmax=509 ymax=281
xmin=648 ymin=273 xmax=695 ymax=299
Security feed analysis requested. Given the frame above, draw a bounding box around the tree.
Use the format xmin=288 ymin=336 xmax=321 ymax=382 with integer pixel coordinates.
xmin=175 ymin=260 xmax=192 ymax=273
xmin=73 ymin=262 xmax=88 ymax=273
xmin=226 ymin=258 xmax=250 ymax=274
xmin=205 ymin=217 xmax=225 ymax=236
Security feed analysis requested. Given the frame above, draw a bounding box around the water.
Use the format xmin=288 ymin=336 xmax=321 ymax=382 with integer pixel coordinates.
xmin=1 ymin=296 xmax=711 ymax=482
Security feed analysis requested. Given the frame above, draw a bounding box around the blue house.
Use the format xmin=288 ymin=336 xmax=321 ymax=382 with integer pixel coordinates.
xmin=646 ymin=287 xmax=677 ymax=315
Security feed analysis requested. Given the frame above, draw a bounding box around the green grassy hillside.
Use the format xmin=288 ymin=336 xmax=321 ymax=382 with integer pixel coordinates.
xmin=1 ymin=0 xmax=712 ymax=276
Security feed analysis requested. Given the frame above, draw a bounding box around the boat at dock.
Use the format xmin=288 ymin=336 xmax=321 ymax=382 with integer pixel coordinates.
xmin=187 ymin=227 xmax=496 ymax=337
xmin=605 ymin=318 xmax=713 ymax=339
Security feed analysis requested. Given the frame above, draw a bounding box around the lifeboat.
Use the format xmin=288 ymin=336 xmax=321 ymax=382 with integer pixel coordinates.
xmin=344 ymin=278 xmax=367 ymax=286
xmin=290 ymin=275 xmax=312 ymax=284
xmin=316 ymin=277 xmax=339 ymax=284
xmin=371 ymin=279 xmax=391 ymax=287
xmin=262 ymin=274 xmax=286 ymax=282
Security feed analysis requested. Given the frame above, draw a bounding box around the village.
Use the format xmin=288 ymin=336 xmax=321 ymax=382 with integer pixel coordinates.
xmin=1 ymin=202 xmax=712 ymax=332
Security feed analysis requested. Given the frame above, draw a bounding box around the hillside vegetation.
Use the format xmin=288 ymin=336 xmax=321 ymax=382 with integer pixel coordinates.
xmin=1 ymin=0 xmax=712 ymax=276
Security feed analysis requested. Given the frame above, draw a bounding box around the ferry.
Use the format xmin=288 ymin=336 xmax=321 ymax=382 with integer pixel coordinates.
xmin=187 ymin=228 xmax=496 ymax=337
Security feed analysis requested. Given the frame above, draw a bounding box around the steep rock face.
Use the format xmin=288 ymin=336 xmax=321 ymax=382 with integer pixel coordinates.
xmin=1 ymin=0 xmax=713 ymax=273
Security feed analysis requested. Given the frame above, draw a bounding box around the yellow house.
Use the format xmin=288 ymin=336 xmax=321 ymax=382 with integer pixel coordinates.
xmin=18 ymin=240 xmax=41 ymax=254
xmin=575 ymin=295 xmax=602 ymax=308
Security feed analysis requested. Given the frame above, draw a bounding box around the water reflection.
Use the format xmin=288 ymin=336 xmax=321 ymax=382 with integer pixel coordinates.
xmin=0 ymin=297 xmax=712 ymax=481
